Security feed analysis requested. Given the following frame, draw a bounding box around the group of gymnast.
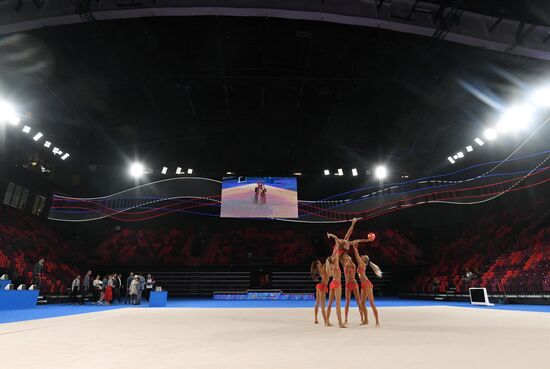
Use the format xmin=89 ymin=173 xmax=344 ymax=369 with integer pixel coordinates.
xmin=310 ymin=218 xmax=382 ymax=328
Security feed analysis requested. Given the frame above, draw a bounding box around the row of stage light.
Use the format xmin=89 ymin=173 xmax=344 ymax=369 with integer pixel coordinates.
xmin=323 ymin=165 xmax=389 ymax=179
xmin=447 ymin=86 xmax=550 ymax=165
xmin=129 ymin=162 xmax=390 ymax=179
xmin=129 ymin=162 xmax=194 ymax=178
xmin=0 ymin=100 xmax=70 ymax=160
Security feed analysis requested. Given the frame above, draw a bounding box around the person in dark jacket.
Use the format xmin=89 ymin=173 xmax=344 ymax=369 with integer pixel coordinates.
xmin=33 ymin=259 xmax=45 ymax=288
xmin=80 ymin=270 xmax=92 ymax=304
xmin=112 ymin=273 xmax=121 ymax=303
xmin=71 ymin=275 xmax=81 ymax=303
xmin=125 ymin=272 xmax=134 ymax=304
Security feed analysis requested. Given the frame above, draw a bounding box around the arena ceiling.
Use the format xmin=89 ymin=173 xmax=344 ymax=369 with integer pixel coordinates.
xmin=1 ymin=11 xmax=550 ymax=193
xmin=425 ymin=0 xmax=550 ymax=25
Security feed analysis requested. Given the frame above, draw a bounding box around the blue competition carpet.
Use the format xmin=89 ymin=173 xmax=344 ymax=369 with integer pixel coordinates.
xmin=1 ymin=298 xmax=549 ymax=324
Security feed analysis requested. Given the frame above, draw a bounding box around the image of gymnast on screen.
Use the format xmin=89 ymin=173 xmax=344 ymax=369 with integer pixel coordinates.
xmin=220 ymin=177 xmax=298 ymax=218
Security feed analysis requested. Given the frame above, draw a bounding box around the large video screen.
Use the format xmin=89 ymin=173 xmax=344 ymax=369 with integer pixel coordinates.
xmin=220 ymin=177 xmax=298 ymax=218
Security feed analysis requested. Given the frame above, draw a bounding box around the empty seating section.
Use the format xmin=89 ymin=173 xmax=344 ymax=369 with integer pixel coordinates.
xmin=94 ymin=226 xmax=318 ymax=266
xmin=93 ymin=225 xmax=424 ymax=267
xmin=0 ymin=205 xmax=81 ymax=294
xmin=94 ymin=226 xmax=197 ymax=265
xmin=411 ymin=201 xmax=550 ymax=295
xmin=365 ymin=229 xmax=424 ymax=266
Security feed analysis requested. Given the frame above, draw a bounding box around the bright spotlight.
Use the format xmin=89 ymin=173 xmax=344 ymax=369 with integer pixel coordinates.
xmin=0 ymin=101 xmax=19 ymax=125
xmin=32 ymin=132 xmax=43 ymax=141
xmin=351 ymin=168 xmax=358 ymax=176
xmin=176 ymin=167 xmax=182 ymax=174
xmin=457 ymin=152 xmax=464 ymax=159
xmin=496 ymin=104 xmax=535 ymax=133
xmin=187 ymin=168 xmax=193 ymax=174
xmin=531 ymin=87 xmax=550 ymax=108
xmin=129 ymin=162 xmax=145 ymax=178
xmin=337 ymin=168 xmax=343 ymax=176
xmin=52 ymin=147 xmax=59 ymax=154
xmin=44 ymin=141 xmax=51 ymax=148
xmin=448 ymin=156 xmax=456 ymax=164
xmin=474 ymin=138 xmax=484 ymax=146
xmin=466 ymin=145 xmax=473 ymax=152
xmin=323 ymin=169 xmax=330 ymax=176
xmin=61 ymin=153 xmax=70 ymax=160
xmin=161 ymin=167 xmax=168 ymax=175
xmin=226 ymin=171 xmax=235 ymax=175
xmin=22 ymin=126 xmax=31 ymax=133
xmin=293 ymin=172 xmax=302 ymax=176
xmin=374 ymin=166 xmax=387 ymax=180
xmin=484 ymin=128 xmax=497 ymax=141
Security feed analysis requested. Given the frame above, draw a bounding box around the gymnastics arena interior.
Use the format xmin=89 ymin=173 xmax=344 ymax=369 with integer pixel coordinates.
xmin=1 ymin=1 xmax=550 ymax=369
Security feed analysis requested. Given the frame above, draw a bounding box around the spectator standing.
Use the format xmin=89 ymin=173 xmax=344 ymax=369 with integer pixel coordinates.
xmin=99 ymin=275 xmax=111 ymax=305
xmin=104 ymin=275 xmax=114 ymax=304
xmin=98 ymin=275 xmax=112 ymax=305
xmin=144 ymin=274 xmax=155 ymax=302
xmin=80 ymin=270 xmax=92 ymax=304
xmin=71 ymin=275 xmax=81 ymax=303
xmin=33 ymin=258 xmax=45 ymax=288
xmin=129 ymin=276 xmax=140 ymax=305
xmin=112 ymin=273 xmax=120 ymax=303
xmin=126 ymin=272 xmax=134 ymax=304
xmin=138 ymin=274 xmax=145 ymax=304
xmin=116 ymin=273 xmax=123 ymax=303
xmin=92 ymin=275 xmax=102 ymax=302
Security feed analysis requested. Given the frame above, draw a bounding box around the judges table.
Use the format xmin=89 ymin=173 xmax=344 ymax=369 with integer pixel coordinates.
xmin=0 ymin=280 xmax=11 ymax=289
xmin=0 ymin=290 xmax=40 ymax=310
xmin=149 ymin=291 xmax=168 ymax=307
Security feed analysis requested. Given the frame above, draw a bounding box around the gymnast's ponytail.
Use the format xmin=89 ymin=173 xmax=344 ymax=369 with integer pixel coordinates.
xmin=362 ymin=254 xmax=383 ymax=278
xmin=369 ymin=261 xmax=383 ymax=278
xmin=310 ymin=261 xmax=319 ymax=281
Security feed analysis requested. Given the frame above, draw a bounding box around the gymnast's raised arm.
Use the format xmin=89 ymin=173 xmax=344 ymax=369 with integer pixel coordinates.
xmin=326 ymin=232 xmax=339 ymax=241
xmin=351 ymin=238 xmax=371 ymax=245
xmin=343 ymin=218 xmax=358 ymax=241
xmin=351 ymin=242 xmax=364 ymax=267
